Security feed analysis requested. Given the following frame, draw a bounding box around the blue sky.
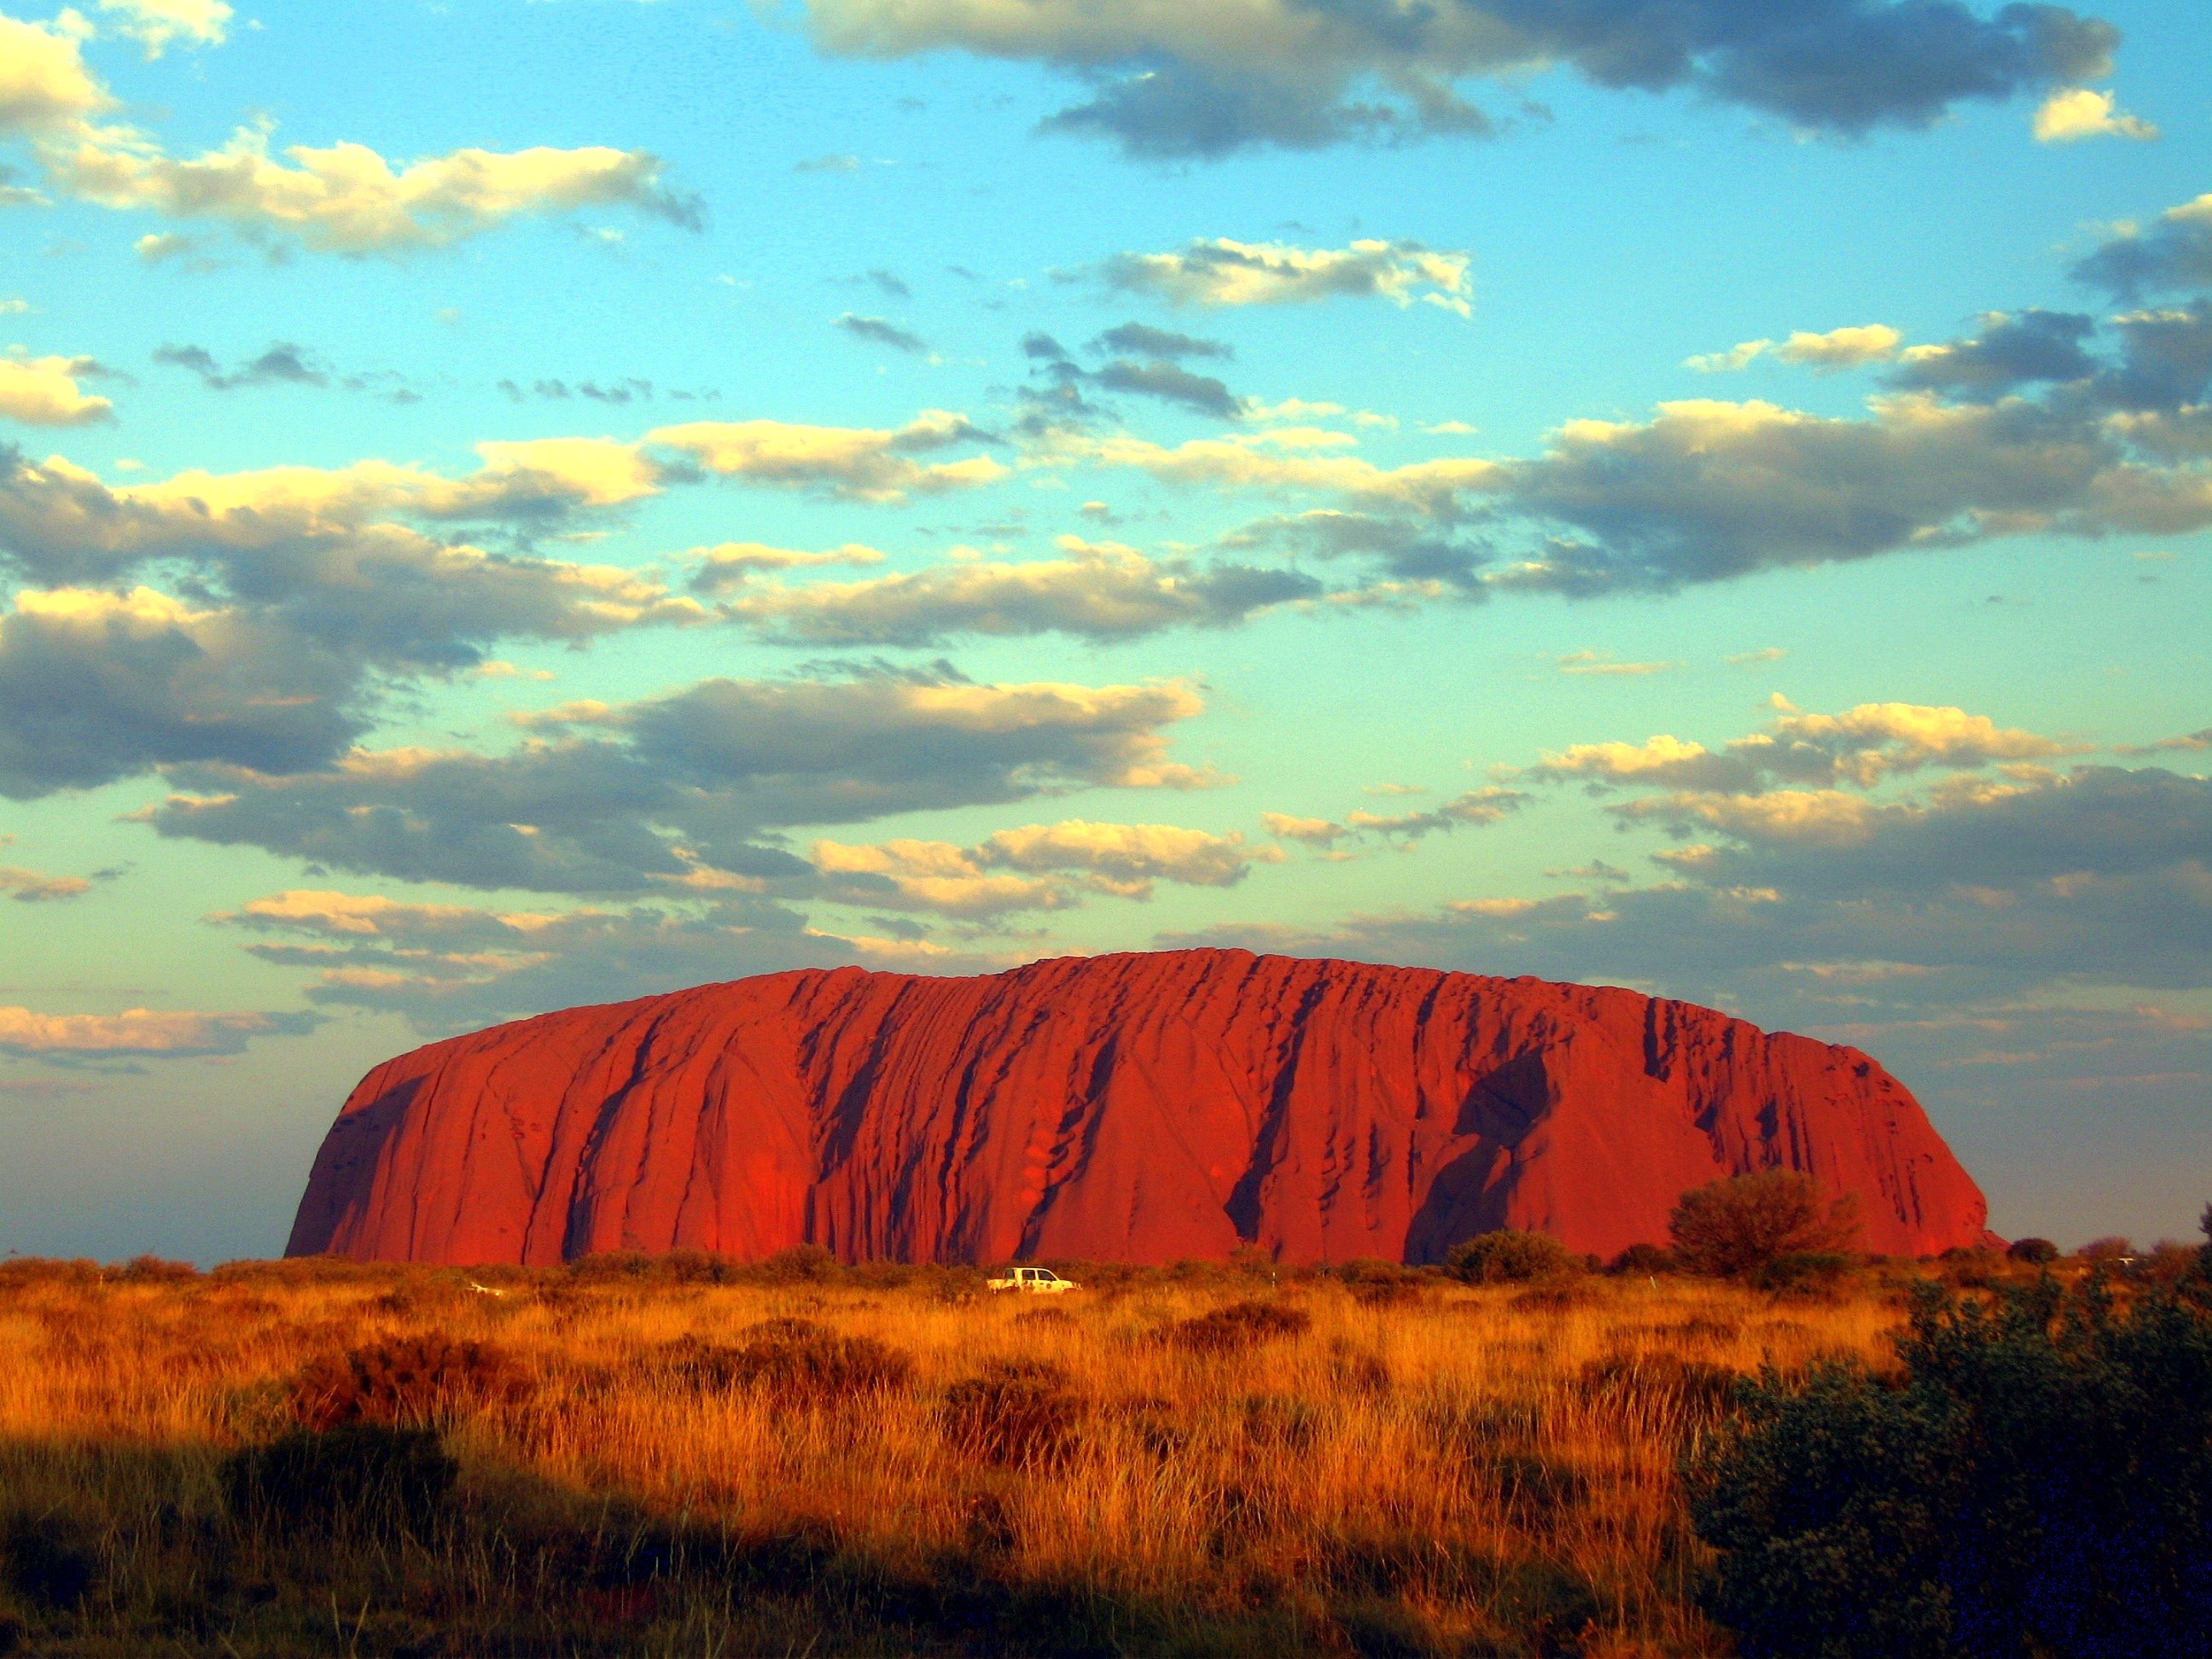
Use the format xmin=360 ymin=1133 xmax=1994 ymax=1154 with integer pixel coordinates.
xmin=1 ymin=0 xmax=2206 ymax=1262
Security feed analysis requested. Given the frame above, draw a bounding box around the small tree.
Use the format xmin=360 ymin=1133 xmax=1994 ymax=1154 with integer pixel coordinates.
xmin=1668 ymin=1170 xmax=1860 ymax=1279
xmin=2005 ymin=1237 xmax=2058 ymax=1265
xmin=1446 ymin=1230 xmax=1580 ymax=1284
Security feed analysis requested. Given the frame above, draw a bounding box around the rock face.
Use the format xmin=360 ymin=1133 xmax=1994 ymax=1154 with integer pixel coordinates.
xmin=288 ymin=950 xmax=1990 ymax=1266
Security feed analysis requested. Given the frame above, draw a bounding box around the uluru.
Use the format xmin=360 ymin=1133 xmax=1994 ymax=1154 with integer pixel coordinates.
xmin=287 ymin=949 xmax=1991 ymax=1266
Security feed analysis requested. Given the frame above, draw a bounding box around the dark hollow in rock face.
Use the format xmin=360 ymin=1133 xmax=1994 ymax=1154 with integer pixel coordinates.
xmin=288 ymin=949 xmax=1991 ymax=1266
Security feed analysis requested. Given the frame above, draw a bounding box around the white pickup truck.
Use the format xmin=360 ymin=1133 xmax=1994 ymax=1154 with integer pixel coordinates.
xmin=987 ymin=1266 xmax=1079 ymax=1295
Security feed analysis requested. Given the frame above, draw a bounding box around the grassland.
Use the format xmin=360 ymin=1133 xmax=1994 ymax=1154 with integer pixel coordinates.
xmin=0 ymin=1252 xmax=2000 ymax=1657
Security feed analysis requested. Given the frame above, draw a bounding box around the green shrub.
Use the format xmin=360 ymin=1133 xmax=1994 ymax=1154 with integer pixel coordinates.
xmin=1687 ymin=1236 xmax=2212 ymax=1658
xmin=2005 ymin=1237 xmax=2058 ymax=1265
xmin=1753 ymin=1250 xmax=1858 ymax=1295
xmin=222 ymin=1423 xmax=458 ymax=1538
xmin=1445 ymin=1230 xmax=1579 ymax=1285
xmin=1668 ymin=1171 xmax=1861 ymax=1279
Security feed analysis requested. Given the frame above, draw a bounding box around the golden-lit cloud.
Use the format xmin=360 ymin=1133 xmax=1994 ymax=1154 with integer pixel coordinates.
xmin=649 ymin=412 xmax=1006 ymax=502
xmin=0 ymin=352 xmax=113 ymax=424
xmin=2032 ymin=86 xmax=2157 ymax=143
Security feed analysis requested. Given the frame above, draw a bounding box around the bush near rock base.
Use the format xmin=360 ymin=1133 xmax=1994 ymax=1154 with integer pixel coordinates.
xmin=1447 ymin=1230 xmax=1581 ymax=1285
xmin=1668 ymin=1171 xmax=1861 ymax=1280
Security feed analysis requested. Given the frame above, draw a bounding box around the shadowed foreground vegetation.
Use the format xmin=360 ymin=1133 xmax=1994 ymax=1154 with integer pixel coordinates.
xmin=0 ymin=1238 xmax=2200 ymax=1657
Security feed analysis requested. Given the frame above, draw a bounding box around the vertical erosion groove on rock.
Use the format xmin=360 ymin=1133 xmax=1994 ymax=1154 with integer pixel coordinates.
xmin=286 ymin=949 xmax=1991 ymax=1265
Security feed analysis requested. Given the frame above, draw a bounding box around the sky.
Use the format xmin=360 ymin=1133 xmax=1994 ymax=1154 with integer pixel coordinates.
xmin=0 ymin=0 xmax=2206 ymax=1263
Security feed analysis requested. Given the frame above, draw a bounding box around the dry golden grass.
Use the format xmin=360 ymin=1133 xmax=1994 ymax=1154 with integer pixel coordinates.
xmin=0 ymin=1255 xmax=1934 ymax=1656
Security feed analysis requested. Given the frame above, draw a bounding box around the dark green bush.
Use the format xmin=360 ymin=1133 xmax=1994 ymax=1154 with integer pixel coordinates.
xmin=1752 ymin=1250 xmax=1858 ymax=1295
xmin=223 ymin=1423 xmax=458 ymax=1538
xmin=1669 ymin=1170 xmax=1861 ymax=1279
xmin=1608 ymin=1243 xmax=1677 ymax=1276
xmin=1687 ymin=1230 xmax=2212 ymax=1658
xmin=1446 ymin=1230 xmax=1579 ymax=1285
xmin=2005 ymin=1237 xmax=2058 ymax=1265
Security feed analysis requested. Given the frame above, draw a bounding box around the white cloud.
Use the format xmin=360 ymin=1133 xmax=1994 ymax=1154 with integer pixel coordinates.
xmin=0 ymin=352 xmax=112 ymax=424
xmin=1101 ymin=238 xmax=1471 ymax=314
xmin=2032 ymin=86 xmax=2158 ymax=143
xmin=0 ymin=11 xmax=695 ymax=255
xmin=96 ymin=0 xmax=231 ymax=57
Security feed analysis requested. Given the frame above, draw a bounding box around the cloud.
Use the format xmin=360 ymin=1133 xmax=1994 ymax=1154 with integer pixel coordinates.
xmin=1556 ymin=650 xmax=1680 ymax=676
xmin=0 ymin=863 xmax=91 ymax=900
xmin=1093 ymin=322 xmax=1231 ymax=360
xmin=1344 ymin=788 xmax=1529 ymax=841
xmin=1526 ymin=700 xmax=2074 ymax=796
xmin=800 ymin=0 xmax=2118 ymax=158
xmin=1099 ymin=239 xmax=1471 ymax=313
xmin=814 ymin=818 xmax=1274 ymax=915
xmin=835 ymin=312 xmax=929 ymax=353
xmin=1264 ymin=788 xmax=1528 ymax=850
xmin=0 ymin=14 xmax=697 ymax=255
xmin=1019 ymin=331 xmax=1249 ymax=424
xmin=2031 ymin=85 xmax=2157 ymax=142
xmin=96 ymin=0 xmax=230 ymax=56
xmin=217 ymin=889 xmax=870 ymax=1034
xmin=689 ymin=540 xmax=886 ymax=593
xmin=649 ymin=412 xmax=1006 ymax=502
xmin=0 ymin=1004 xmax=312 ymax=1059
xmin=2115 ymin=726 xmax=2210 ymax=756
xmin=145 ymin=672 xmax=1218 ymax=893
xmin=0 ymin=352 xmax=113 ymax=424
xmin=2075 ymin=191 xmax=2212 ymax=300
xmin=715 ymin=536 xmax=1319 ymax=645
xmin=153 ymin=340 xmax=325 ymax=390
xmin=1890 ymin=310 xmax=2098 ymax=397
xmin=0 ymin=442 xmax=714 ymax=797
xmin=1686 ymin=324 xmax=1901 ymax=372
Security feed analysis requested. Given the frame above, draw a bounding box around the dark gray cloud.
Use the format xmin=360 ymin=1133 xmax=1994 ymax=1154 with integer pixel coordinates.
xmin=1020 ymin=331 xmax=1249 ymax=424
xmin=1091 ymin=358 xmax=1243 ymax=418
xmin=836 ymin=312 xmax=930 ymax=353
xmin=148 ymin=672 xmax=1214 ymax=893
xmin=154 ymin=341 xmax=328 ymax=390
xmin=866 ymin=267 xmax=912 ymax=300
xmin=2074 ymin=193 xmax=2212 ymax=300
xmin=1888 ymin=310 xmax=2098 ymax=398
xmin=805 ymin=0 xmax=2119 ymax=159
xmin=1092 ymin=323 xmax=1233 ymax=361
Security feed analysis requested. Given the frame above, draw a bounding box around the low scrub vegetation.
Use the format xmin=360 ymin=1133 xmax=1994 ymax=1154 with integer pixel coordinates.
xmin=0 ymin=1201 xmax=2199 ymax=1656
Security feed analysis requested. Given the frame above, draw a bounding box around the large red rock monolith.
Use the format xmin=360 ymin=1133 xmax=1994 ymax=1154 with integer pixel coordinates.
xmin=287 ymin=950 xmax=1990 ymax=1265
